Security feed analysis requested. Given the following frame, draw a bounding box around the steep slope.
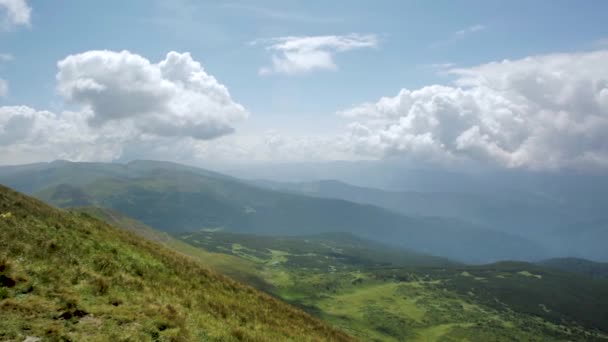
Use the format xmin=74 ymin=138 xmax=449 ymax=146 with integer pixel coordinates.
xmin=0 ymin=185 xmax=353 ymax=341
xmin=75 ymin=206 xmax=272 ymax=291
xmin=0 ymin=160 xmax=548 ymax=263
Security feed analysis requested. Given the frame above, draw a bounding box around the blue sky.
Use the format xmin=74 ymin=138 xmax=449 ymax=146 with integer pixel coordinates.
xmin=4 ymin=1 xmax=607 ymax=126
xmin=1 ymin=1 xmax=608 ymax=168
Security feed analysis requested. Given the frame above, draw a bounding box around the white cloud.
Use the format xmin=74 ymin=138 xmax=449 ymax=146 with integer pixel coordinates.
xmin=57 ymin=50 xmax=248 ymax=139
xmin=3 ymin=48 xmax=608 ymax=171
xmin=0 ymin=78 xmax=7 ymax=97
xmin=0 ymin=106 xmax=128 ymax=164
xmin=255 ymin=34 xmax=378 ymax=75
xmin=0 ymin=0 xmax=30 ymax=30
xmin=455 ymin=24 xmax=485 ymax=37
xmin=0 ymin=104 xmax=252 ymax=166
xmin=340 ymin=50 xmax=608 ymax=170
xmin=0 ymin=50 xmax=250 ymax=165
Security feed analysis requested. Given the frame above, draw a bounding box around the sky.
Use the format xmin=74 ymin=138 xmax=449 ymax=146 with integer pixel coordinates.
xmin=1 ymin=0 xmax=608 ymax=171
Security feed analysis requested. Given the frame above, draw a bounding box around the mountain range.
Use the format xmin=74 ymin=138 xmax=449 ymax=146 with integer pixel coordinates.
xmin=252 ymin=178 xmax=608 ymax=261
xmin=0 ymin=160 xmax=550 ymax=264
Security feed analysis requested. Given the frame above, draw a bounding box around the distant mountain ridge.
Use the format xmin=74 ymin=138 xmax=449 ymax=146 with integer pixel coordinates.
xmin=251 ymin=178 xmax=570 ymax=233
xmin=539 ymin=257 xmax=608 ymax=278
xmin=252 ymin=178 xmax=608 ymax=261
xmin=0 ymin=160 xmax=548 ymax=264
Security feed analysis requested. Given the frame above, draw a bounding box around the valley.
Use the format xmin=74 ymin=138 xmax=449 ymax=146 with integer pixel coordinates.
xmin=174 ymin=229 xmax=608 ymax=341
xmin=1 ymin=160 xmax=607 ymax=341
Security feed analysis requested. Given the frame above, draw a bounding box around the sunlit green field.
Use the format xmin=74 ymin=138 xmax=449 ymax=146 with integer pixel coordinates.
xmin=177 ymin=230 xmax=608 ymax=342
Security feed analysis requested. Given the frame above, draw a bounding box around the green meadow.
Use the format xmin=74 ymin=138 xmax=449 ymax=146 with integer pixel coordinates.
xmin=177 ymin=230 xmax=608 ymax=341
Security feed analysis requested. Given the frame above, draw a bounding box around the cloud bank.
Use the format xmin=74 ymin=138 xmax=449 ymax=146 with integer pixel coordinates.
xmin=255 ymin=34 xmax=378 ymax=75
xmin=0 ymin=0 xmax=30 ymax=30
xmin=341 ymin=50 xmax=608 ymax=170
xmin=2 ymin=48 xmax=608 ymax=171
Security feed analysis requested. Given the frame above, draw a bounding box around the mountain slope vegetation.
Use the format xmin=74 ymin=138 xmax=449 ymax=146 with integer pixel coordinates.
xmin=0 ymin=160 xmax=547 ymax=263
xmin=0 ymin=184 xmax=353 ymax=341
xmin=50 ymin=206 xmax=608 ymax=341
xmin=75 ymin=206 xmax=272 ymax=291
xmin=176 ymin=230 xmax=608 ymax=341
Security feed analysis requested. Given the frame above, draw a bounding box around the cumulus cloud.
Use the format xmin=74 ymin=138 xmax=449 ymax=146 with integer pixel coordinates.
xmin=0 ymin=0 xmax=30 ymax=29
xmin=0 ymin=104 xmax=245 ymax=165
xmin=0 ymin=50 xmax=249 ymax=164
xmin=57 ymin=50 xmax=247 ymax=139
xmin=0 ymin=106 xmax=129 ymax=164
xmin=254 ymin=34 xmax=378 ymax=75
xmin=3 ymin=48 xmax=608 ymax=170
xmin=340 ymin=50 xmax=608 ymax=170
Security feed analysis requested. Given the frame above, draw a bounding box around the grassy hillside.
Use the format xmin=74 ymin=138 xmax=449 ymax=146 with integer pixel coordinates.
xmin=0 ymin=185 xmax=353 ymax=341
xmin=175 ymin=231 xmax=455 ymax=270
xmin=401 ymin=262 xmax=608 ymax=334
xmin=0 ymin=160 xmax=548 ymax=263
xmin=177 ymin=230 xmax=608 ymax=341
xmin=75 ymin=206 xmax=271 ymax=291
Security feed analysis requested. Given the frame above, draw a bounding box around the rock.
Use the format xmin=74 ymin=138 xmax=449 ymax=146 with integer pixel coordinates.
xmin=23 ymin=337 xmax=41 ymax=342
